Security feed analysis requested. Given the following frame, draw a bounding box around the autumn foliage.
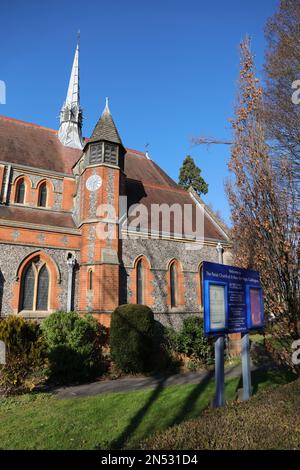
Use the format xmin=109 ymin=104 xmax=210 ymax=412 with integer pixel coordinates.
xmin=227 ymin=37 xmax=300 ymax=369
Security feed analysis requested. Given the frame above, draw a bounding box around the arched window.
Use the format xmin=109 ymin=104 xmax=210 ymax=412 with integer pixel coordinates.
xmin=38 ymin=182 xmax=47 ymax=207
xmin=15 ymin=178 xmax=25 ymax=204
xmin=170 ymin=261 xmax=178 ymax=308
xmin=88 ymin=269 xmax=93 ymax=290
xmin=36 ymin=265 xmax=49 ymax=310
xmin=136 ymin=259 xmax=144 ymax=304
xmin=21 ymin=263 xmax=35 ymax=310
xmin=21 ymin=258 xmax=50 ymax=311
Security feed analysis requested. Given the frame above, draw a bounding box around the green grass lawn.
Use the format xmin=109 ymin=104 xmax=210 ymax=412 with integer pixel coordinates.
xmin=0 ymin=368 xmax=295 ymax=450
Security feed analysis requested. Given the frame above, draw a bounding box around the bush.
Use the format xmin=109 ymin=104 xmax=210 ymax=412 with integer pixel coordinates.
xmin=166 ymin=316 xmax=214 ymax=367
xmin=0 ymin=315 xmax=47 ymax=395
xmin=42 ymin=311 xmax=104 ymax=383
xmin=110 ymin=304 xmax=155 ymax=374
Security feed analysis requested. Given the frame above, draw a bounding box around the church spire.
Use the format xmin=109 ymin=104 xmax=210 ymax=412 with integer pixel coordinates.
xmin=58 ymin=36 xmax=83 ymax=150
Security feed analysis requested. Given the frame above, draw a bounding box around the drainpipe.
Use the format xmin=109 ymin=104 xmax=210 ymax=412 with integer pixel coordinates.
xmin=216 ymin=242 xmax=224 ymax=264
xmin=3 ymin=165 xmax=12 ymax=204
xmin=67 ymin=255 xmax=76 ymax=312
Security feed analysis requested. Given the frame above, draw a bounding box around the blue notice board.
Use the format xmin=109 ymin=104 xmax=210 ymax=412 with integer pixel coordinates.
xmin=203 ymin=261 xmax=264 ymax=336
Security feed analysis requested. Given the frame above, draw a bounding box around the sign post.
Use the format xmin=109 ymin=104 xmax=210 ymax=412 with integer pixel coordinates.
xmin=214 ymin=243 xmax=225 ymax=408
xmin=214 ymin=335 xmax=225 ymax=407
xmin=203 ymin=260 xmax=264 ymax=406
xmin=241 ymin=333 xmax=252 ymax=400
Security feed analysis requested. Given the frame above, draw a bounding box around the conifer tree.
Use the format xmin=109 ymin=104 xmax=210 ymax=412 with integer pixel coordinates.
xmin=178 ymin=155 xmax=208 ymax=195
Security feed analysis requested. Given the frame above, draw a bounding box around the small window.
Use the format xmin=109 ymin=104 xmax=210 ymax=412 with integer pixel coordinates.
xmin=170 ymin=262 xmax=178 ymax=308
xmin=38 ymin=182 xmax=47 ymax=207
xmin=136 ymin=259 xmax=144 ymax=304
xmin=15 ymin=179 xmax=25 ymax=204
xmin=88 ymin=270 xmax=93 ymax=290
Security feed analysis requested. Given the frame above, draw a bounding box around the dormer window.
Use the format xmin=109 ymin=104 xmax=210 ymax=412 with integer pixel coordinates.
xmin=15 ymin=178 xmax=25 ymax=204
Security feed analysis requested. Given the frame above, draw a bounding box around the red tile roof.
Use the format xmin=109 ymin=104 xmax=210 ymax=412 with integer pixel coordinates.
xmin=0 ymin=205 xmax=76 ymax=229
xmin=0 ymin=116 xmax=228 ymax=241
xmin=0 ymin=116 xmax=81 ymax=174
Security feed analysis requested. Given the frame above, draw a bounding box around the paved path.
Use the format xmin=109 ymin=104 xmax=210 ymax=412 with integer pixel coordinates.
xmin=54 ymin=363 xmax=248 ymax=400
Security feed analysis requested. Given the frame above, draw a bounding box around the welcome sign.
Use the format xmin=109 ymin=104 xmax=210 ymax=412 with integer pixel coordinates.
xmin=203 ymin=261 xmax=264 ymax=336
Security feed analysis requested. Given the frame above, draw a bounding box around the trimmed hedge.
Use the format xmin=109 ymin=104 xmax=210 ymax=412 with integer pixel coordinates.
xmin=0 ymin=315 xmax=47 ymax=395
xmin=110 ymin=304 xmax=155 ymax=373
xmin=42 ymin=311 xmax=104 ymax=383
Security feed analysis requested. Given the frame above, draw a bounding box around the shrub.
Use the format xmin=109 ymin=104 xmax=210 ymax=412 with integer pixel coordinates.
xmin=0 ymin=315 xmax=47 ymax=395
xmin=110 ymin=304 xmax=155 ymax=373
xmin=166 ymin=316 xmax=214 ymax=367
xmin=41 ymin=311 xmax=104 ymax=383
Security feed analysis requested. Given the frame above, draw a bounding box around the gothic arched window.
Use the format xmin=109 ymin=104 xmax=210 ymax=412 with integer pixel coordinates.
xmin=38 ymin=182 xmax=47 ymax=208
xmin=88 ymin=269 xmax=93 ymax=291
xmin=21 ymin=258 xmax=50 ymax=311
xmin=15 ymin=179 xmax=26 ymax=204
xmin=136 ymin=259 xmax=144 ymax=305
xmin=170 ymin=261 xmax=178 ymax=308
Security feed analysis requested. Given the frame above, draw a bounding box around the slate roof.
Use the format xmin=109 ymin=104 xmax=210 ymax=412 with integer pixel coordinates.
xmin=89 ymin=109 xmax=123 ymax=145
xmin=124 ymin=152 xmax=227 ymax=240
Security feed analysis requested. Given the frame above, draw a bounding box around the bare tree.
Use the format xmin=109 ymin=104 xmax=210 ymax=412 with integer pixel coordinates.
xmin=227 ymin=37 xmax=300 ymax=369
xmin=264 ymin=0 xmax=300 ymax=197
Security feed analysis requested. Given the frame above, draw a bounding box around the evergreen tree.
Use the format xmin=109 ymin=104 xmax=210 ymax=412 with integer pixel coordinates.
xmin=178 ymin=155 xmax=208 ymax=195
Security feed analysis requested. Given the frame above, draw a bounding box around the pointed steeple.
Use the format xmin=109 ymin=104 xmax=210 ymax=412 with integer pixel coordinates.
xmin=58 ymin=37 xmax=83 ymax=150
xmin=90 ymin=98 xmax=123 ymax=145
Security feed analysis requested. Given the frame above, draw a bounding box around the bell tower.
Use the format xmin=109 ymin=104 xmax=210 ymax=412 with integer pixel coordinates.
xmin=78 ymin=99 xmax=125 ymax=324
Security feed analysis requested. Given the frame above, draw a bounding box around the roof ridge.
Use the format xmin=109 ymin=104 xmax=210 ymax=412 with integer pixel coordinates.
xmin=0 ymin=116 xmax=147 ymax=157
xmin=125 ymin=148 xmax=146 ymax=157
xmin=0 ymin=115 xmax=57 ymax=133
xmin=126 ymin=177 xmax=186 ymax=194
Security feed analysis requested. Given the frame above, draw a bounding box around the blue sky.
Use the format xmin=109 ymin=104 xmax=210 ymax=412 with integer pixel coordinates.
xmin=0 ymin=0 xmax=278 ymax=224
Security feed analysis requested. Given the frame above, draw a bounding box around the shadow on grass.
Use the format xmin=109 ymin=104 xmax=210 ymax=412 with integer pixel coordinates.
xmin=110 ymin=370 xmax=215 ymax=449
xmin=236 ymin=366 xmax=297 ymax=395
xmin=169 ymin=370 xmax=214 ymax=427
xmin=110 ymin=375 xmax=168 ymax=449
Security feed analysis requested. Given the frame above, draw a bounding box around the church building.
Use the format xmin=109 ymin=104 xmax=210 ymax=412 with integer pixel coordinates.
xmin=0 ymin=42 xmax=231 ymax=329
